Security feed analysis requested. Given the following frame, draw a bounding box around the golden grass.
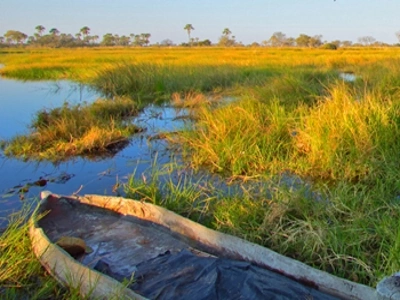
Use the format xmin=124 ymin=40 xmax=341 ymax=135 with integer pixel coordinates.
xmin=2 ymin=47 xmax=400 ymax=82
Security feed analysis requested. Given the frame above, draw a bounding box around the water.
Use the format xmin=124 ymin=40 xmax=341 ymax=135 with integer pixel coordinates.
xmin=0 ymin=78 xmax=321 ymax=227
xmin=339 ymin=72 xmax=357 ymax=82
xmin=0 ymin=78 xmax=188 ymax=224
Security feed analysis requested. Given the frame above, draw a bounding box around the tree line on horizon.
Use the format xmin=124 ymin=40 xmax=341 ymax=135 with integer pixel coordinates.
xmin=1 ymin=24 xmax=399 ymax=49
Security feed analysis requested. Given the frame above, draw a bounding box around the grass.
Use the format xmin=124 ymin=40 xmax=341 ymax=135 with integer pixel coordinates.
xmin=175 ymin=79 xmax=400 ymax=184
xmin=3 ymin=47 xmax=400 ymax=291
xmin=125 ymin=160 xmax=400 ymax=287
xmin=2 ymin=97 xmax=141 ymax=162
xmin=0 ymin=205 xmax=83 ymax=299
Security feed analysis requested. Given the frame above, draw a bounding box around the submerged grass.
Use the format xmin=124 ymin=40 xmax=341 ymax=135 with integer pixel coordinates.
xmin=3 ymin=97 xmax=141 ymax=162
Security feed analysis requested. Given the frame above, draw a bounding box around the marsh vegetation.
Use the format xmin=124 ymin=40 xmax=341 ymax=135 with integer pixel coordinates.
xmin=2 ymin=47 xmax=400 ymax=296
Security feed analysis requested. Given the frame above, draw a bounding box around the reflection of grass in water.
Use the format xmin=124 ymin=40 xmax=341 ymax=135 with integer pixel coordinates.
xmin=3 ymin=97 xmax=141 ymax=162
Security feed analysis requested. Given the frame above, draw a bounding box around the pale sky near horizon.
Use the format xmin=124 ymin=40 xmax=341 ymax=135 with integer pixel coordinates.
xmin=1 ymin=0 xmax=399 ymax=45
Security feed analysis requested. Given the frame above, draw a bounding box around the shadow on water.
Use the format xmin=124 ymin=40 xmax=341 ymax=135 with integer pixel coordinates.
xmin=0 ymin=78 xmax=321 ymax=227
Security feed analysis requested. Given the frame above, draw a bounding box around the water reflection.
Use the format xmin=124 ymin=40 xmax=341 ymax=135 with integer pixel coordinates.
xmin=0 ymin=78 xmax=187 ymax=224
xmin=0 ymin=78 xmax=98 ymax=139
xmin=339 ymin=72 xmax=357 ymax=82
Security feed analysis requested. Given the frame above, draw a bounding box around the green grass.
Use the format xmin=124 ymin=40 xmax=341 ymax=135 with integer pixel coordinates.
xmin=175 ymin=78 xmax=400 ymax=184
xmin=0 ymin=205 xmax=83 ymax=299
xmin=4 ymin=47 xmax=400 ymax=291
xmin=3 ymin=97 xmax=141 ymax=162
xmin=125 ymin=161 xmax=400 ymax=287
xmin=91 ymin=62 xmax=278 ymax=103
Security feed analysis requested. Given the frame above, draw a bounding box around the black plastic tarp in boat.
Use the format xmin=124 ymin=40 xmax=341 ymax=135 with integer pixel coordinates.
xmin=129 ymin=249 xmax=340 ymax=300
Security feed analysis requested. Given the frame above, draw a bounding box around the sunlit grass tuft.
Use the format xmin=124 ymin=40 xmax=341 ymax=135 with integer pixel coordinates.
xmin=3 ymin=97 xmax=141 ymax=162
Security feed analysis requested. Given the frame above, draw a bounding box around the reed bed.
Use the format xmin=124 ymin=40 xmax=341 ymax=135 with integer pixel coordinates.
xmin=2 ymin=47 xmax=400 ymax=82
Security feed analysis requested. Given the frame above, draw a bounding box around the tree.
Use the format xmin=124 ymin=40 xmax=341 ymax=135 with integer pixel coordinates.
xmin=101 ymin=33 xmax=116 ymax=46
xmin=184 ymin=24 xmax=194 ymax=45
xmin=198 ymin=39 xmax=212 ymax=47
xmin=296 ymin=34 xmax=311 ymax=47
xmin=161 ymin=39 xmax=174 ymax=47
xmin=396 ymin=31 xmax=400 ymax=43
xmin=80 ymin=26 xmax=90 ymax=37
xmin=267 ymin=31 xmax=287 ymax=47
xmin=80 ymin=26 xmax=90 ymax=44
xmin=49 ymin=28 xmax=60 ymax=36
xmin=218 ymin=35 xmax=235 ymax=47
xmin=341 ymin=40 xmax=353 ymax=47
xmin=358 ymin=36 xmax=376 ymax=46
xmin=142 ymin=33 xmax=151 ymax=46
xmin=118 ymin=35 xmax=131 ymax=46
xmin=218 ymin=28 xmax=235 ymax=47
xmin=309 ymin=35 xmax=323 ymax=48
xmin=132 ymin=34 xmax=143 ymax=46
xmin=35 ymin=25 xmax=45 ymax=36
xmin=222 ymin=28 xmax=232 ymax=37
xmin=4 ymin=30 xmax=28 ymax=44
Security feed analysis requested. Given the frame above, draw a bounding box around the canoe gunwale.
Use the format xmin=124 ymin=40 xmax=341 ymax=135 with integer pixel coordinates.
xmin=30 ymin=191 xmax=377 ymax=300
xmin=29 ymin=194 xmax=148 ymax=300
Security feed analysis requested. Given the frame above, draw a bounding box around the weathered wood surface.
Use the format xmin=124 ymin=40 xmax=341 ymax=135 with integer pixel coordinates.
xmin=30 ymin=191 xmax=377 ymax=300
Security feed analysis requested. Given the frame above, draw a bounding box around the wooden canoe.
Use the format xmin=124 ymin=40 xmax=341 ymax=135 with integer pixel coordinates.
xmin=29 ymin=191 xmax=378 ymax=299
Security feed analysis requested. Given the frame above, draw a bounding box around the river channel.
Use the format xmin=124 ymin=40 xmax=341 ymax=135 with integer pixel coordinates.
xmin=0 ymin=78 xmax=191 ymax=225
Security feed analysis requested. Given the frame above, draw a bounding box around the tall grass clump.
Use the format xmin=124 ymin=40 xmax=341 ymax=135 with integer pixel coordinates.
xmin=0 ymin=205 xmax=83 ymax=299
xmin=125 ymin=162 xmax=216 ymax=225
xmin=293 ymin=83 xmax=400 ymax=182
xmin=248 ymin=67 xmax=338 ymax=108
xmin=175 ymin=96 xmax=295 ymax=176
xmin=3 ymin=97 xmax=141 ymax=162
xmin=176 ymin=79 xmax=400 ymax=184
xmin=92 ymin=62 xmax=275 ymax=103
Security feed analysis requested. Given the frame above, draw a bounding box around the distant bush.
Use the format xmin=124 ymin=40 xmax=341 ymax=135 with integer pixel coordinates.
xmin=320 ymin=43 xmax=337 ymax=50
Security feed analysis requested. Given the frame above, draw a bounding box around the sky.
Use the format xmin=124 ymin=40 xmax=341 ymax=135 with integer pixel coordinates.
xmin=1 ymin=0 xmax=400 ymax=45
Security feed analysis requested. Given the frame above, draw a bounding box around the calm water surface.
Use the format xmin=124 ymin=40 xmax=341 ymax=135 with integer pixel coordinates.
xmin=0 ymin=78 xmax=187 ymax=224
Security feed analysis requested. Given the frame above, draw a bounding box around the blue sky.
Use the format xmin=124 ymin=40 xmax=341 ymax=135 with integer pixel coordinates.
xmin=1 ymin=0 xmax=399 ymax=44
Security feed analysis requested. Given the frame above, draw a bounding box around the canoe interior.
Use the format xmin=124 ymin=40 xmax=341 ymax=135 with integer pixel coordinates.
xmin=35 ymin=194 xmax=370 ymax=299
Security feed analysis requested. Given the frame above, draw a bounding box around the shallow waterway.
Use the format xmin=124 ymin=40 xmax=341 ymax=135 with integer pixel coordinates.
xmin=0 ymin=78 xmax=188 ymax=224
xmin=0 ymin=77 xmax=320 ymax=228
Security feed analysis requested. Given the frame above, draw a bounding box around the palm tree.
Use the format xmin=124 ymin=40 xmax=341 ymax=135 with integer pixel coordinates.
xmin=80 ymin=26 xmax=91 ymax=44
xmin=141 ymin=33 xmax=151 ymax=46
xmin=80 ymin=26 xmax=90 ymax=37
xmin=49 ymin=28 xmax=60 ymax=36
xmin=222 ymin=28 xmax=232 ymax=37
xmin=184 ymin=24 xmax=194 ymax=45
xmin=35 ymin=25 xmax=45 ymax=36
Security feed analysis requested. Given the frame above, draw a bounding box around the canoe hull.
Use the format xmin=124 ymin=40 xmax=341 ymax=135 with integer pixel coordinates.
xmin=30 ymin=191 xmax=376 ymax=299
